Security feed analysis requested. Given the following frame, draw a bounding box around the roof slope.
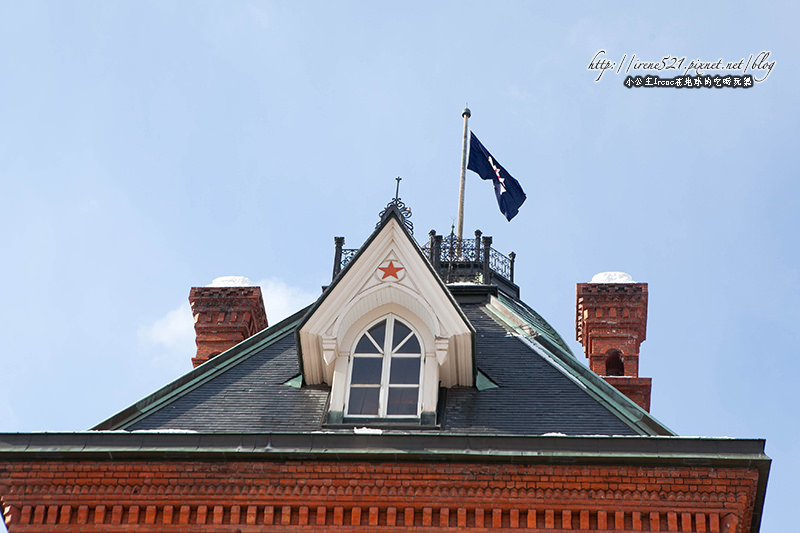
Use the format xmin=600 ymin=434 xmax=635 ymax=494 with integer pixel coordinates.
xmin=95 ymin=308 xmax=318 ymax=431
xmin=443 ymin=304 xmax=638 ymax=435
xmin=100 ymin=294 xmax=671 ymax=436
xmin=125 ymin=330 xmax=328 ymax=432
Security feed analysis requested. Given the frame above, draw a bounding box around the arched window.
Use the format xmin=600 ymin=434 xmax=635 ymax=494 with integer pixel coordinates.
xmin=346 ymin=315 xmax=423 ymax=418
xmin=605 ymin=349 xmax=624 ymax=376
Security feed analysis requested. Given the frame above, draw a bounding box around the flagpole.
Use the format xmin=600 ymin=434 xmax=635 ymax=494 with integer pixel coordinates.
xmin=456 ymin=107 xmax=471 ymax=245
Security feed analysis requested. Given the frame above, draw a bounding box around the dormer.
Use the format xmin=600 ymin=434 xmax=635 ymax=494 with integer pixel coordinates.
xmin=297 ymin=203 xmax=474 ymax=425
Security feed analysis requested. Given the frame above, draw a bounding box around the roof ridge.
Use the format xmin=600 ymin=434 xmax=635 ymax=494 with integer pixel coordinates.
xmin=494 ymin=292 xmax=574 ymax=357
xmin=480 ymin=301 xmax=674 ymax=436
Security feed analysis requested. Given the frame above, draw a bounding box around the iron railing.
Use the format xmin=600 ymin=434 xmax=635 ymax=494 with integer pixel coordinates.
xmin=488 ymin=247 xmax=513 ymax=280
xmin=340 ymin=248 xmax=358 ymax=267
xmin=333 ymin=230 xmax=515 ymax=286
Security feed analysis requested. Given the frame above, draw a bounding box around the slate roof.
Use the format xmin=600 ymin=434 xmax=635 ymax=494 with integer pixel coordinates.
xmin=442 ymin=303 xmax=637 ymax=435
xmin=124 ymin=330 xmax=327 ymax=432
xmin=99 ymin=290 xmax=672 ymax=436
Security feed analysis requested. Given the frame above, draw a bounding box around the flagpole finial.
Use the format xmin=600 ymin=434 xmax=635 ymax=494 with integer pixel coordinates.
xmin=462 ymin=107 xmax=471 ymax=118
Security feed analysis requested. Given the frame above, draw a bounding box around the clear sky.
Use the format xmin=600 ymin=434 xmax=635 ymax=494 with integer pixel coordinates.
xmin=0 ymin=2 xmax=796 ymax=530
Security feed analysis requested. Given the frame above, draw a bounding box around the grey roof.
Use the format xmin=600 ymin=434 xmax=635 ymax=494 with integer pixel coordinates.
xmin=125 ymin=330 xmax=328 ymax=432
xmin=93 ymin=207 xmax=676 ymax=435
xmin=102 ymin=293 xmax=671 ymax=436
xmin=442 ymin=304 xmax=637 ymax=435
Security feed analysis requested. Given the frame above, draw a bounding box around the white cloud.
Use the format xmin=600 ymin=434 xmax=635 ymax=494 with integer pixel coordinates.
xmin=138 ymin=302 xmax=195 ymax=373
xmin=139 ymin=302 xmax=195 ymax=352
xmin=136 ymin=279 xmax=316 ymax=372
xmin=257 ymin=278 xmax=318 ymax=324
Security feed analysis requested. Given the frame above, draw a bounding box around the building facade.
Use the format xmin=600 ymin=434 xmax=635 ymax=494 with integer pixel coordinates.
xmin=0 ymin=201 xmax=769 ymax=531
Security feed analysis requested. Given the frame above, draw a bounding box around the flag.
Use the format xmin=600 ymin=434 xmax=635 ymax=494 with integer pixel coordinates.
xmin=467 ymin=132 xmax=526 ymax=221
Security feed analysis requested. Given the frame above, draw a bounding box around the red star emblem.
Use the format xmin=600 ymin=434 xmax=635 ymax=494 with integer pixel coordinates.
xmin=378 ymin=261 xmax=404 ymax=279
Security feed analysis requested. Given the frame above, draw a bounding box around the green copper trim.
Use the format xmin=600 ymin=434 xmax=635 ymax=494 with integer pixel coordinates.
xmin=476 ymin=370 xmax=499 ymax=391
xmin=283 ymin=374 xmax=303 ymax=388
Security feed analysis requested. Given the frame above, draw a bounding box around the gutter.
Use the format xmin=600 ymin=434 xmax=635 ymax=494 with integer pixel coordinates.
xmin=0 ymin=432 xmax=769 ymax=465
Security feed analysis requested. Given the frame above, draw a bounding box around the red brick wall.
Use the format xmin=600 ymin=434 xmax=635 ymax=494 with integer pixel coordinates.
xmin=1 ymin=459 xmax=760 ymax=532
xmin=603 ymin=377 xmax=653 ymax=412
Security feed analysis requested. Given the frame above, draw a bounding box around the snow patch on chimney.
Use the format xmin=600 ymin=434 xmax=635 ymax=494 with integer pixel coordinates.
xmin=206 ymin=275 xmax=255 ymax=287
xmin=590 ymin=272 xmax=634 ymax=284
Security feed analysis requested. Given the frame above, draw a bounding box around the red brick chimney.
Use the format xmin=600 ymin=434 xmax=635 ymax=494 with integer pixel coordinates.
xmin=189 ymin=278 xmax=268 ymax=368
xmin=576 ymin=272 xmax=652 ymax=411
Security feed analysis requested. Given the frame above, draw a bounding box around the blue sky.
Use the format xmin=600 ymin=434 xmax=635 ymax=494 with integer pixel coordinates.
xmin=0 ymin=2 xmax=796 ymax=530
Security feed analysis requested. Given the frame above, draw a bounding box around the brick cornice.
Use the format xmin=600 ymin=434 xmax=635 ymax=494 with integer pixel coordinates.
xmin=2 ymin=460 xmax=760 ymax=531
xmin=0 ymin=434 xmax=771 ymax=531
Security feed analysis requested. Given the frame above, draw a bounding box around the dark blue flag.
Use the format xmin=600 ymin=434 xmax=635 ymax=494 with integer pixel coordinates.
xmin=467 ymin=132 xmax=526 ymax=221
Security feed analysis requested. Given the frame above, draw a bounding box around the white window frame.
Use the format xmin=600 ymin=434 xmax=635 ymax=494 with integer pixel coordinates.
xmin=344 ymin=314 xmax=423 ymax=418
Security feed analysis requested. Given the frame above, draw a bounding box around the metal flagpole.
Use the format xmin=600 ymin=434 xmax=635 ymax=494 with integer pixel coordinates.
xmin=456 ymin=107 xmax=471 ymax=246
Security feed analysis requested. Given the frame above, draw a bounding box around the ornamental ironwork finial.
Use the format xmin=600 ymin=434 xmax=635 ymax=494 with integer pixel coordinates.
xmin=377 ymin=176 xmax=413 ymax=234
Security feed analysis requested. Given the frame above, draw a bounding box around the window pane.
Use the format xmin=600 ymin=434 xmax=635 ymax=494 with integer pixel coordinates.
xmin=392 ymin=321 xmax=412 ymax=350
xmin=387 ymin=387 xmax=419 ymax=415
xmin=368 ymin=321 xmax=386 ymax=349
xmin=389 ymin=357 xmax=421 ymax=384
xmin=354 ymin=334 xmax=380 ymax=354
xmin=395 ymin=333 xmax=421 ymax=354
xmin=348 ymin=387 xmax=380 ymax=415
xmin=351 ymin=357 xmax=383 ymax=384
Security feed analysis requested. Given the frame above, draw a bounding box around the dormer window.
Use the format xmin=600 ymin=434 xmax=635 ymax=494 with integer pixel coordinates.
xmin=296 ymin=212 xmax=475 ymax=426
xmin=346 ymin=315 xmax=423 ymax=418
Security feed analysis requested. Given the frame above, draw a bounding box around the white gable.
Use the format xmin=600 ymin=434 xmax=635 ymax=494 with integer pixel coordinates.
xmin=298 ymin=215 xmax=474 ymax=405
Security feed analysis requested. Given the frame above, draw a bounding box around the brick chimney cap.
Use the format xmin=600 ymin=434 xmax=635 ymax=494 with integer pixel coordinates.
xmin=206 ymin=275 xmax=256 ymax=287
xmin=590 ymin=272 xmax=634 ymax=284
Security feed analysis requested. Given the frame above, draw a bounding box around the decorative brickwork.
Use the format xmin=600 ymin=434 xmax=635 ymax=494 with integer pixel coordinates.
xmin=1 ymin=459 xmax=761 ymax=532
xmin=576 ymin=282 xmax=652 ymax=411
xmin=189 ymin=286 xmax=268 ymax=367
